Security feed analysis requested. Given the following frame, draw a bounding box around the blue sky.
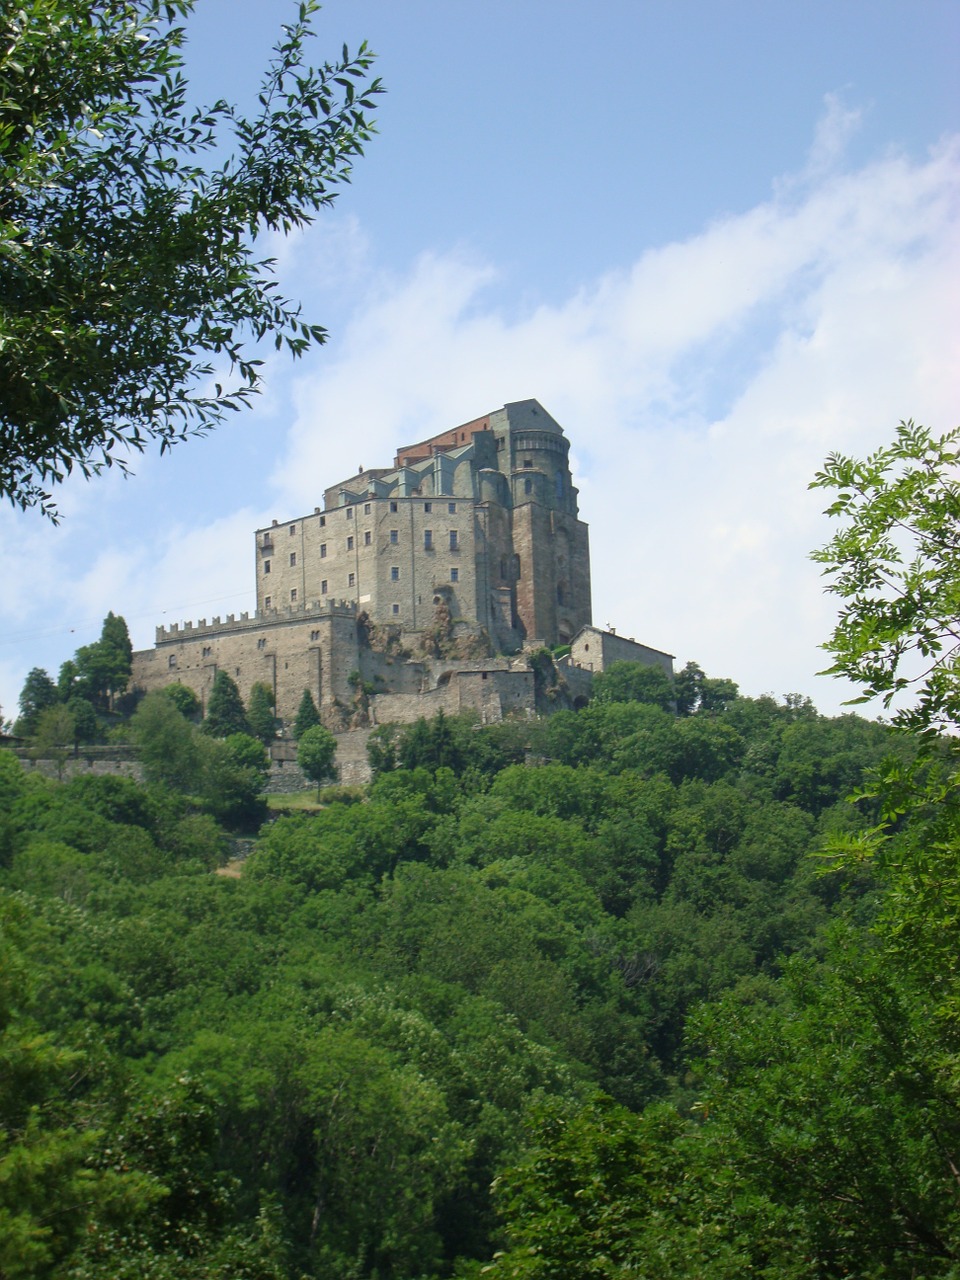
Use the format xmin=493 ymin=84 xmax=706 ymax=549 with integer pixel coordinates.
xmin=2 ymin=1 xmax=959 ymax=721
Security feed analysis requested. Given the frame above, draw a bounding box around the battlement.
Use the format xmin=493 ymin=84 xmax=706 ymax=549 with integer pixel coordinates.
xmin=155 ymin=599 xmax=358 ymax=644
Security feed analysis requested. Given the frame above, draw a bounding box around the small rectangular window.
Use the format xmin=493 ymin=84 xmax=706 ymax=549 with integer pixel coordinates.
xmin=390 ymin=529 xmax=398 ymax=545
xmin=364 ymin=503 xmax=371 ymax=514
xmin=523 ymin=458 xmax=532 ymax=468
xmin=424 ymin=501 xmax=432 ymax=513
xmin=346 ymin=507 xmax=353 ymax=519
xmin=346 ymin=535 xmax=354 ymax=551
xmin=392 ymin=603 xmax=400 ymax=616
xmin=290 ymin=523 xmax=297 ymax=534
xmin=320 ymin=543 xmax=327 ymax=558
xmin=290 ymin=588 xmax=298 ymax=602
xmin=450 ymin=567 xmax=459 ymax=583
xmin=319 ymin=515 xmax=326 ymax=527
xmin=448 ymin=502 xmax=457 ymax=514
xmin=449 ymin=530 xmax=458 ymax=551
xmin=390 ymin=501 xmax=398 ymax=513
xmin=364 ymin=530 xmax=371 ymax=546
xmin=264 ymin=595 xmax=272 ymax=608
xmin=424 ymin=530 xmax=433 ymax=550
xmin=168 ymin=654 xmax=177 ymax=668
xmin=348 ymin=572 xmax=355 ymax=588
xmin=524 ymin=476 xmax=533 ymax=495
xmin=391 ymin=566 xmax=399 ymax=581
xmin=264 ymin=560 xmax=271 ymax=574
xmin=321 ymin=579 xmax=328 ymax=595
xmin=289 ymin=551 xmax=296 ymax=567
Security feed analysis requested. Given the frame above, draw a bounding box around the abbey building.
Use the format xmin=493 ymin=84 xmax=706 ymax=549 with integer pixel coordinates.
xmin=256 ymin=398 xmax=591 ymax=651
xmin=132 ymin=400 xmax=671 ymax=727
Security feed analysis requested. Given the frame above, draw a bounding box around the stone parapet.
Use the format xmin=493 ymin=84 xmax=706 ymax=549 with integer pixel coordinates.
xmin=155 ymin=600 xmax=358 ymax=644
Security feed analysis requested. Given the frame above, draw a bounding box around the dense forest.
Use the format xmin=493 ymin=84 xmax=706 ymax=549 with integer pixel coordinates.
xmin=4 ymin=422 xmax=960 ymax=1278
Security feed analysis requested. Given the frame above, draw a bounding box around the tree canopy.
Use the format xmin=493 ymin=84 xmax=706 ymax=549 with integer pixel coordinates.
xmin=201 ymin=671 xmax=249 ymax=738
xmin=0 ymin=0 xmax=382 ymax=519
xmin=811 ymin=419 xmax=960 ymax=733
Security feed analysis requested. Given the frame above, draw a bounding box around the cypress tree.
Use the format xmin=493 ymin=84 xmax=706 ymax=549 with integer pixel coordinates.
xmin=248 ymin=682 xmax=277 ymax=746
xmin=294 ymin=689 xmax=321 ymax=739
xmin=201 ymin=672 xmax=249 ymax=738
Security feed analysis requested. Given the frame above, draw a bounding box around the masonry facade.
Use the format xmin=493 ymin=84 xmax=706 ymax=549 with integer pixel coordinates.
xmin=132 ymin=401 xmax=667 ymax=729
xmin=253 ymin=399 xmax=591 ymax=652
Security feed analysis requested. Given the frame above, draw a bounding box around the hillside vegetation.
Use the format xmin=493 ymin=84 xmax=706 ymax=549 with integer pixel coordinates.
xmin=5 ymin=675 xmax=950 ymax=1278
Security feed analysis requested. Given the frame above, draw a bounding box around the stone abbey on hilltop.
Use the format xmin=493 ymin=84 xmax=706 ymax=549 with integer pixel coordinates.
xmin=132 ymin=400 xmax=672 ymax=728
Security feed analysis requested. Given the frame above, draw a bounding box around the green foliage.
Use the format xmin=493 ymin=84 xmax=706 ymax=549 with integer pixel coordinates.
xmin=293 ymin=688 xmax=322 ymax=739
xmin=297 ymin=724 xmax=338 ymax=797
xmin=0 ymin=626 xmax=926 ymax=1277
xmin=29 ymin=704 xmax=76 ymax=778
xmin=674 ymin=660 xmax=740 ymax=716
xmin=197 ymin=732 xmax=269 ymax=829
xmin=0 ymin=0 xmax=383 ymax=519
xmin=130 ymin=691 xmax=200 ymax=791
xmin=15 ymin=666 xmax=58 ymax=736
xmin=65 ymin=695 xmax=98 ymax=745
xmin=593 ymin=659 xmax=676 ymax=709
xmin=811 ymin=420 xmax=960 ymax=733
xmin=201 ymin=671 xmax=249 ymax=738
xmin=68 ymin=612 xmax=133 ymax=710
xmin=246 ymin=681 xmax=277 ymax=746
xmin=159 ymin=683 xmax=201 ymax=720
xmin=368 ymin=711 xmax=528 ymax=781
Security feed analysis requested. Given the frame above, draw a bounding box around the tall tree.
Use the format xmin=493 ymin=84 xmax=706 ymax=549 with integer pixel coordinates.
xmin=201 ymin=671 xmax=249 ymax=738
xmin=294 ymin=689 xmax=322 ymax=740
xmin=247 ymin=682 xmax=277 ymax=747
xmin=71 ymin=612 xmax=133 ymax=709
xmin=15 ymin=667 xmax=58 ymax=736
xmin=0 ymin=0 xmax=382 ymax=519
